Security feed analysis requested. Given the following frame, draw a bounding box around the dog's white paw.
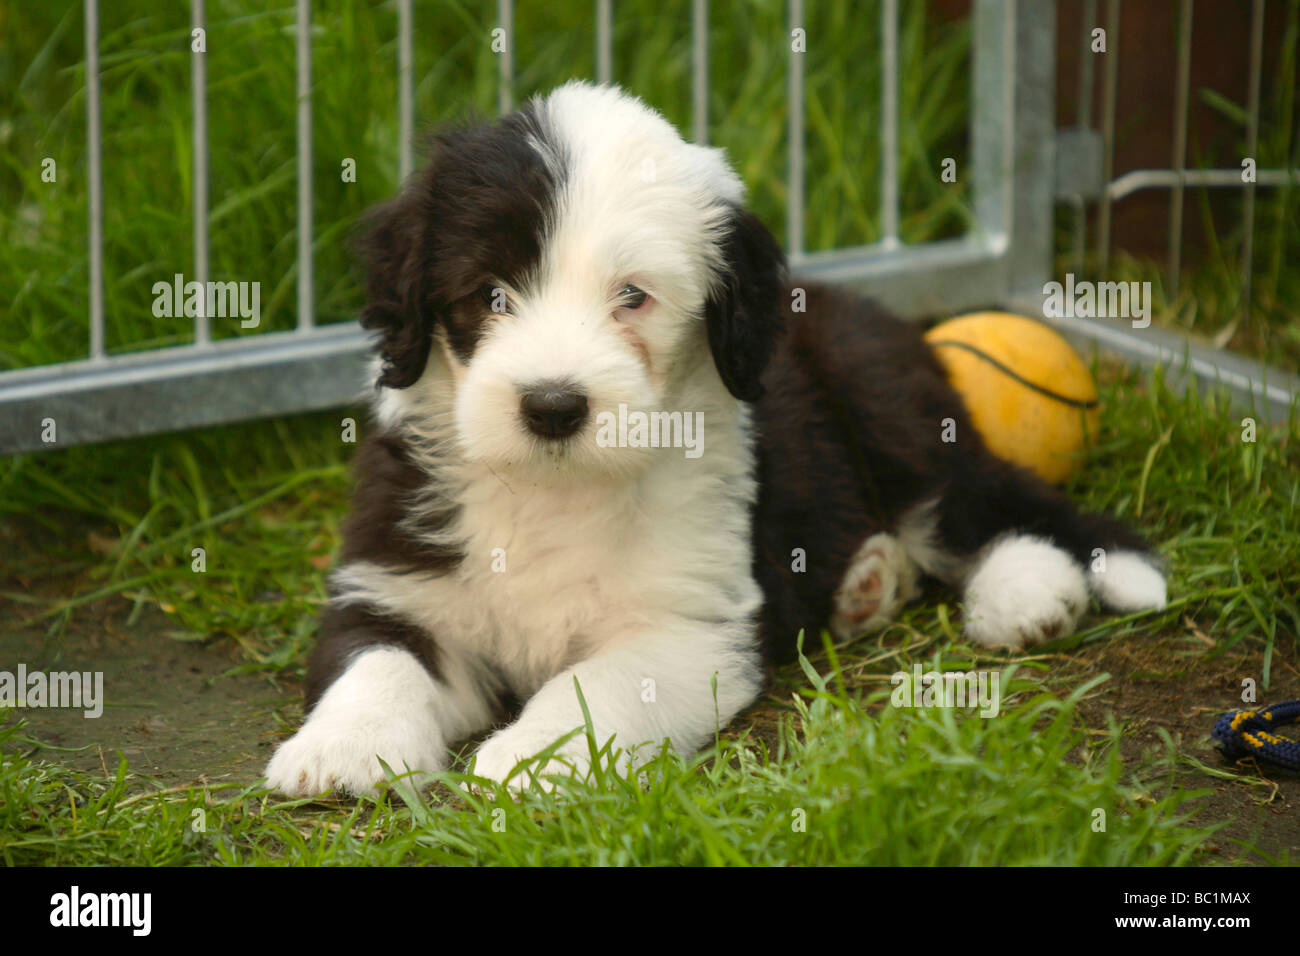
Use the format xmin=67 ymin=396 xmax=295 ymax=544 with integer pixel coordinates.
xmin=264 ymin=646 xmax=447 ymax=797
xmin=830 ymin=533 xmax=921 ymax=641
xmin=962 ymin=535 xmax=1088 ymax=650
xmin=266 ymin=712 xmax=444 ymax=797
xmin=1088 ymin=550 xmax=1167 ymax=612
xmin=470 ymin=721 xmax=591 ymax=792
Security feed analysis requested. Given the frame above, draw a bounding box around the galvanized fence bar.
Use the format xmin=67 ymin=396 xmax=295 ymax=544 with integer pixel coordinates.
xmin=0 ymin=326 xmax=374 ymax=454
xmin=399 ymin=0 xmax=414 ymax=182
xmin=1076 ymin=0 xmax=1096 ymax=132
xmin=1069 ymin=0 xmax=1097 ymax=277
xmin=597 ymin=0 xmax=612 ymax=86
xmin=85 ymin=0 xmax=105 ymax=361
xmin=786 ymin=0 xmax=804 ymax=262
xmin=790 ymin=0 xmax=1052 ymax=316
xmin=1109 ymin=167 xmax=1296 ymax=199
xmin=971 ymin=0 xmax=1011 ymax=254
xmin=880 ymin=0 xmax=899 ymax=248
xmin=1241 ymin=0 xmax=1264 ymax=313
xmin=1096 ymin=0 xmax=1120 ymax=276
xmin=498 ymin=0 xmax=513 ymax=114
xmin=1166 ymin=0 xmax=1192 ymax=298
xmin=1030 ymin=0 xmax=1300 ymax=426
xmin=1026 ymin=309 xmax=1300 ymax=424
xmin=296 ymin=0 xmax=313 ymax=331
xmin=192 ymin=0 xmax=210 ymax=345
xmin=692 ymin=0 xmax=707 ymax=144
xmin=1005 ymin=0 xmax=1054 ymax=298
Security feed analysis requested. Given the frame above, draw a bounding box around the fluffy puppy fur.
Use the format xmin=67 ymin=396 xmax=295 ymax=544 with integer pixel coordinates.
xmin=265 ymin=82 xmax=1167 ymax=796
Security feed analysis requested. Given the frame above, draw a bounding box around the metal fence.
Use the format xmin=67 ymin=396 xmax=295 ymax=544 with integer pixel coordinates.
xmin=1 ymin=0 xmax=1296 ymax=456
xmin=1045 ymin=0 xmax=1299 ymax=425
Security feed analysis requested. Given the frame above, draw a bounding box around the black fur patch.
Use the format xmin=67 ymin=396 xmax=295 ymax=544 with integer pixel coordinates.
xmin=355 ymin=107 xmax=564 ymax=386
xmin=336 ymin=427 xmax=461 ymax=574
xmin=305 ymin=603 xmax=439 ymax=710
xmin=704 ymin=206 xmax=788 ymax=401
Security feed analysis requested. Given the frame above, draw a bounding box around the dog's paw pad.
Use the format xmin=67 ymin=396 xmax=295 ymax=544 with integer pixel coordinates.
xmin=830 ymin=533 xmax=920 ymax=641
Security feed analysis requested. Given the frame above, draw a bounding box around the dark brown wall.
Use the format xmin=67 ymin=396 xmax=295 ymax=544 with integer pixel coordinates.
xmin=1058 ymin=0 xmax=1294 ymax=263
xmin=933 ymin=0 xmax=1297 ymax=265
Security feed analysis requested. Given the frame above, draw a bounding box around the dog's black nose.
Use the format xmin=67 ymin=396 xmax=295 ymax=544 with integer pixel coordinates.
xmin=520 ymin=385 xmax=589 ymax=440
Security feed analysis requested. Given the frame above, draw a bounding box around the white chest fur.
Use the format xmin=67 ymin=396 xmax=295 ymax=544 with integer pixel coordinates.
xmin=340 ymin=381 xmax=762 ymax=699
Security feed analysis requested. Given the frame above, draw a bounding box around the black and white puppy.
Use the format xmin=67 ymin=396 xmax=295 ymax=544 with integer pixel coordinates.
xmin=265 ymin=82 xmax=1167 ymax=795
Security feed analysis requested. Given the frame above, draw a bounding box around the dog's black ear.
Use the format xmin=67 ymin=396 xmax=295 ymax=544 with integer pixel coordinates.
xmin=355 ymin=191 xmax=438 ymax=390
xmin=704 ymin=206 xmax=787 ymax=401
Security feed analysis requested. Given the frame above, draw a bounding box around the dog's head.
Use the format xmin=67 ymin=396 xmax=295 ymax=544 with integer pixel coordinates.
xmin=358 ymin=81 xmax=785 ymax=477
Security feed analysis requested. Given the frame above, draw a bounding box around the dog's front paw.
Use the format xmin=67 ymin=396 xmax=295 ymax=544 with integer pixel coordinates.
xmin=962 ymin=535 xmax=1088 ymax=649
xmin=265 ymin=714 xmax=446 ymax=797
xmin=266 ymin=645 xmax=450 ymax=797
xmin=471 ymin=723 xmax=591 ymax=792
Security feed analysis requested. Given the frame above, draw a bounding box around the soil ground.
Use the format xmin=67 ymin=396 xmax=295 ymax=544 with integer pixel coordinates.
xmin=1064 ymin=629 xmax=1299 ymax=862
xmin=5 ymin=605 xmax=282 ymax=787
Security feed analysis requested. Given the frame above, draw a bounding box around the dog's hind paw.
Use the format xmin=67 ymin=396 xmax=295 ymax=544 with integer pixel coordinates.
xmin=1087 ymin=549 xmax=1167 ymax=612
xmin=830 ymin=533 xmax=921 ymax=641
xmin=962 ymin=535 xmax=1088 ymax=650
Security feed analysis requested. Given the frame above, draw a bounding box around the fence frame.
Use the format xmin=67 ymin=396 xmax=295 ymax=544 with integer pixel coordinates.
xmin=1 ymin=0 xmax=1295 ymax=456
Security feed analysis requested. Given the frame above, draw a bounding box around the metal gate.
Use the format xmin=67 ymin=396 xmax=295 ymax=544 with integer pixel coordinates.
xmin=0 ymin=0 xmax=1294 ymax=455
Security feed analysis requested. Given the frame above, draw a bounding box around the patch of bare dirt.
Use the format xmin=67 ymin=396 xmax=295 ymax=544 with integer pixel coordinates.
xmin=2 ymin=602 xmax=283 ymax=789
xmin=1057 ymin=626 xmax=1298 ymax=862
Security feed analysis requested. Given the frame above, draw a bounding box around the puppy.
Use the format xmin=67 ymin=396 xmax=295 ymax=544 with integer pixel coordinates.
xmin=265 ymin=82 xmax=1166 ymax=796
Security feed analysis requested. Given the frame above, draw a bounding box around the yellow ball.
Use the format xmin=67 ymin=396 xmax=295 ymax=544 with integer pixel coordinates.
xmin=924 ymin=312 xmax=1099 ymax=484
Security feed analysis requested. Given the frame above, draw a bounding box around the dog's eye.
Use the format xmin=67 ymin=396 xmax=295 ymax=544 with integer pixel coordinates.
xmin=617 ymin=285 xmax=650 ymax=310
xmin=478 ymin=284 xmax=504 ymax=311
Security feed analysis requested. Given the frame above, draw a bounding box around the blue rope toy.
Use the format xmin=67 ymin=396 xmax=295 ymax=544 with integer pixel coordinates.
xmin=1212 ymin=699 xmax=1300 ymax=772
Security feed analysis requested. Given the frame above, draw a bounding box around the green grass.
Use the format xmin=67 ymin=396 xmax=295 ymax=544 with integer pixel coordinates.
xmin=0 ymin=656 xmax=1215 ymax=866
xmin=1062 ymin=367 xmax=1300 ymax=679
